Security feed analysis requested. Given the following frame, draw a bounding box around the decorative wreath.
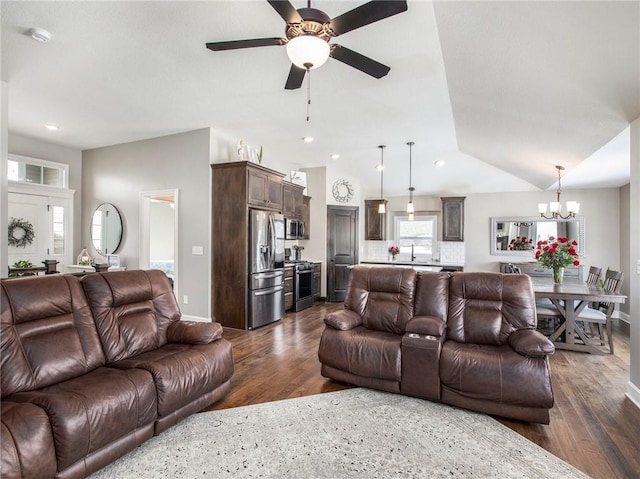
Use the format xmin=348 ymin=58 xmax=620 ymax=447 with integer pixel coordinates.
xmin=332 ymin=179 xmax=354 ymax=203
xmin=8 ymin=217 xmax=35 ymax=248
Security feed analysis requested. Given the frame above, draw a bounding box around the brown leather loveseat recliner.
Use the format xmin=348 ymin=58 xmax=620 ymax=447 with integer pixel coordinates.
xmin=318 ymin=266 xmax=555 ymax=424
xmin=1 ymin=269 xmax=234 ymax=479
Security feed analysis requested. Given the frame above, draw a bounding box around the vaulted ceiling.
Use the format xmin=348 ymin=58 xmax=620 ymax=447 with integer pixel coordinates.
xmin=2 ymin=1 xmax=638 ymax=197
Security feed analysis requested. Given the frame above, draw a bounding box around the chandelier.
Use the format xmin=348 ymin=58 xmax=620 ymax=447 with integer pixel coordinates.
xmin=378 ymin=145 xmax=386 ymax=214
xmin=406 ymin=141 xmax=415 ymax=220
xmin=538 ymin=165 xmax=580 ymax=219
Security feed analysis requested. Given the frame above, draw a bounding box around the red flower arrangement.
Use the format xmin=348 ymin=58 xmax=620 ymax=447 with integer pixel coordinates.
xmin=534 ymin=237 xmax=580 ymax=270
xmin=509 ymin=237 xmax=534 ymax=250
xmin=388 ymin=245 xmax=400 ymax=257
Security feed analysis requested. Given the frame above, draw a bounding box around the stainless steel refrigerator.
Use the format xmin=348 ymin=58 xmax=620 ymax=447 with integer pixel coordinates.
xmin=248 ymin=209 xmax=285 ymax=329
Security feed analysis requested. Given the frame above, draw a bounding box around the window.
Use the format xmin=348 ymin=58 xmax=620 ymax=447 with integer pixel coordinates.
xmin=51 ymin=206 xmax=65 ymax=255
xmin=394 ymin=214 xmax=437 ymax=258
xmin=8 ymin=154 xmax=68 ymax=188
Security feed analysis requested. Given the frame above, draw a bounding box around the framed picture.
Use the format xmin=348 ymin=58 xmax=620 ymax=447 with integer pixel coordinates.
xmin=107 ymin=254 xmax=120 ymax=267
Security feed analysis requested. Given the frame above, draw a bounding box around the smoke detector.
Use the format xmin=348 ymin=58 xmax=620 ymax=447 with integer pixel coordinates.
xmin=28 ymin=27 xmax=52 ymax=43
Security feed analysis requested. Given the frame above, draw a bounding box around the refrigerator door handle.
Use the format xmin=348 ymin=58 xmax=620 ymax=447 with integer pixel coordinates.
xmin=269 ymin=214 xmax=276 ymax=268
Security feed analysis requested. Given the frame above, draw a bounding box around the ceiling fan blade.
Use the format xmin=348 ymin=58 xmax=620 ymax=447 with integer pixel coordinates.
xmin=330 ymin=0 xmax=408 ymax=36
xmin=330 ymin=44 xmax=390 ymax=79
xmin=285 ymin=64 xmax=306 ymax=90
xmin=267 ymin=0 xmax=304 ymax=24
xmin=206 ymin=38 xmax=284 ymax=51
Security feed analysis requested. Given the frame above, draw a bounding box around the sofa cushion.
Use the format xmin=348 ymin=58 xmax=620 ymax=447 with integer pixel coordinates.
xmin=82 ymin=269 xmax=181 ymax=362
xmin=447 ymin=272 xmax=536 ymax=346
xmin=414 ymin=271 xmax=450 ymax=322
xmin=1 ymin=275 xmax=105 ymax=397
xmin=6 ymin=367 xmax=157 ymax=471
xmin=318 ymin=326 xmax=402 ymax=382
xmin=440 ymin=341 xmax=554 ymax=408
xmin=107 ymin=341 xmax=234 ymax=417
xmin=1 ymin=401 xmax=57 ymax=479
xmin=345 ymin=266 xmax=416 ymax=335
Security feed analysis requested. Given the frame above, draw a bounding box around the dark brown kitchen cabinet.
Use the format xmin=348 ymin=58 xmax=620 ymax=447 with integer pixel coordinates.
xmin=282 ymin=181 xmax=304 ymax=220
xmin=442 ymin=196 xmax=465 ymax=242
xmin=284 ymin=266 xmax=294 ymax=311
xmin=365 ymin=200 xmax=387 ymax=240
xmin=248 ymin=165 xmax=284 ymax=211
xmin=211 ymin=161 xmax=285 ymax=329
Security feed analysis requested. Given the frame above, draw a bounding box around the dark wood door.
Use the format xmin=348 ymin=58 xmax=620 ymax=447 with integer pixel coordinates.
xmin=327 ymin=205 xmax=358 ymax=302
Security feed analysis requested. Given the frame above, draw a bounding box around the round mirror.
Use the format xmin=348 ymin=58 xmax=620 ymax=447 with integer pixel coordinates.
xmin=91 ymin=203 xmax=123 ymax=255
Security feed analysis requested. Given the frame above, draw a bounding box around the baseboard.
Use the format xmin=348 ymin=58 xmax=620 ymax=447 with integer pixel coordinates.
xmin=181 ymin=314 xmax=211 ymax=323
xmin=627 ymin=381 xmax=640 ymax=410
xmin=615 ymin=311 xmax=631 ymax=324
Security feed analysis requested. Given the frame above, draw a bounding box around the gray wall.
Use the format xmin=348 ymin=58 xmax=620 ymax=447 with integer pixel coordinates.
xmin=7 ymin=133 xmax=83 ymax=260
xmin=82 ymin=129 xmax=211 ymax=318
xmin=464 ymin=188 xmax=622 ymax=276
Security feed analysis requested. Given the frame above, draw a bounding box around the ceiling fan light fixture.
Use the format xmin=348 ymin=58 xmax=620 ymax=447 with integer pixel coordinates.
xmin=286 ymin=35 xmax=330 ymax=70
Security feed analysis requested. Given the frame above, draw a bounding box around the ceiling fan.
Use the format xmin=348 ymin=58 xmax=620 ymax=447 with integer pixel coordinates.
xmin=206 ymin=0 xmax=408 ymax=90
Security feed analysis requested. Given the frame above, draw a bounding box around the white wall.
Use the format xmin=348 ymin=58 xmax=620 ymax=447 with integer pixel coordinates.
xmin=299 ymin=166 xmax=327 ymax=296
xmin=1 ymin=82 xmax=8 ymax=276
xmin=628 ymin=116 xmax=640 ymax=407
xmin=149 ymin=201 xmax=174 ymax=260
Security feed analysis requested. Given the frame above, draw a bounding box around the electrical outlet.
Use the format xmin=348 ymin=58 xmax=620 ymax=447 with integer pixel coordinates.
xmin=183 ymin=295 xmax=188 ymax=304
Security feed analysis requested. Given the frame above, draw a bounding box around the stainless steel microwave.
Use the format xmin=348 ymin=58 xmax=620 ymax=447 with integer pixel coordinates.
xmin=285 ymin=219 xmax=305 ymax=240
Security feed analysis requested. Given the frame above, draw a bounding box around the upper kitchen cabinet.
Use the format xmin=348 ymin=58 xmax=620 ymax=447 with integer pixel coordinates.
xmin=282 ymin=181 xmax=304 ymax=220
xmin=247 ymin=163 xmax=284 ymax=211
xmin=365 ymin=200 xmax=387 ymax=240
xmin=442 ymin=197 xmax=465 ymax=242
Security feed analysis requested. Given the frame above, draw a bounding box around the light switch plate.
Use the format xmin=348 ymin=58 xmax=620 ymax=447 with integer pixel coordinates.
xmin=192 ymin=246 xmax=204 ymax=255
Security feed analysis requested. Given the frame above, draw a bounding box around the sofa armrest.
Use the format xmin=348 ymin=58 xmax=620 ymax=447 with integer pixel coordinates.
xmin=167 ymin=321 xmax=223 ymax=345
xmin=508 ymin=329 xmax=555 ymax=357
xmin=324 ymin=309 xmax=362 ymax=331
xmin=405 ymin=315 xmax=446 ymax=338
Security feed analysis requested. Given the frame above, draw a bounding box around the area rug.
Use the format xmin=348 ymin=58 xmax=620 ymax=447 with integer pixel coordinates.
xmin=91 ymin=389 xmax=588 ymax=478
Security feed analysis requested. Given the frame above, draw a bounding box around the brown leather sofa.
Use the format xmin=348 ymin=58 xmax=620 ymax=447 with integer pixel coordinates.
xmin=318 ymin=266 xmax=555 ymax=424
xmin=1 ymin=269 xmax=234 ymax=479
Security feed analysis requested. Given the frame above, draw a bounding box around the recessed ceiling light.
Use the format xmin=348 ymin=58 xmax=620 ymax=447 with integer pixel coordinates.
xmin=44 ymin=124 xmax=59 ymax=131
xmin=28 ymin=27 xmax=52 ymax=43
xmin=330 ymin=153 xmax=340 ymax=160
xmin=434 ymin=160 xmax=445 ymax=167
xmin=302 ymin=136 xmax=314 ymax=143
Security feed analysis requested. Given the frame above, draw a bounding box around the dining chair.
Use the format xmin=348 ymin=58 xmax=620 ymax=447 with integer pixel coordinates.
xmin=586 ymin=265 xmax=602 ymax=286
xmin=576 ymin=268 xmax=624 ymax=354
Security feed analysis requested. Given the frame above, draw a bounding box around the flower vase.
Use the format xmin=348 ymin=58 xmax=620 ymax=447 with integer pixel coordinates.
xmin=552 ymin=267 xmax=565 ymax=285
xmin=390 ymin=254 xmax=397 ymax=262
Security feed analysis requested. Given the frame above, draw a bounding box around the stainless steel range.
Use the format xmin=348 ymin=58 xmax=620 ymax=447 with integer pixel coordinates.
xmin=291 ymin=261 xmax=314 ymax=312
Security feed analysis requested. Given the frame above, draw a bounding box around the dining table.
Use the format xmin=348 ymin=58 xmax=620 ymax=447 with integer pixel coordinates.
xmin=531 ymin=277 xmax=626 ymax=355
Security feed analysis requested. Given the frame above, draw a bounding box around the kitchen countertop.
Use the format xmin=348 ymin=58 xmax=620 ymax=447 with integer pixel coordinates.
xmin=360 ymin=260 xmax=463 ymax=268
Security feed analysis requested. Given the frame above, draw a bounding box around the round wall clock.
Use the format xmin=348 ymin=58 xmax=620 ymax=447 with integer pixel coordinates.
xmin=332 ymin=179 xmax=354 ymax=203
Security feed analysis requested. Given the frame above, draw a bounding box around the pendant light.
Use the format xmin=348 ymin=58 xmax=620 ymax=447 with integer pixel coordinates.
xmin=538 ymin=165 xmax=580 ymax=219
xmin=378 ymin=145 xmax=386 ymax=214
xmin=406 ymin=141 xmax=415 ymax=220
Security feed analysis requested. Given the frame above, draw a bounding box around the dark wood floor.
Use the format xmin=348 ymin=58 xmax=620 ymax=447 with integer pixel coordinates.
xmin=207 ymin=301 xmax=640 ymax=479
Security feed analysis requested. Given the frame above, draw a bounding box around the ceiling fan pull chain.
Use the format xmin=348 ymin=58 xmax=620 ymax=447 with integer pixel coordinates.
xmin=306 ymin=67 xmax=311 ymax=122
